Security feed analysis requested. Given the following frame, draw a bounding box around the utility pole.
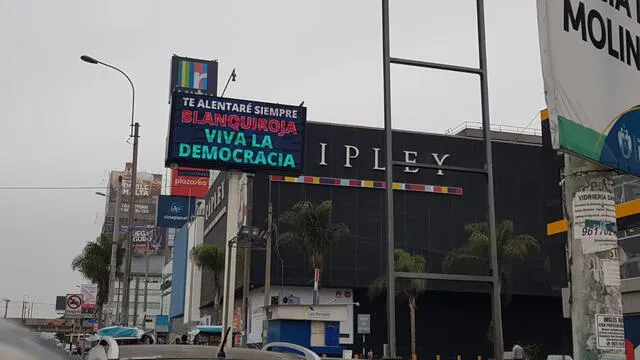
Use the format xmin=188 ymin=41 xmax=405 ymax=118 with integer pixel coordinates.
xmin=262 ymin=180 xmax=273 ymax=345
xmin=2 ymin=298 xmax=9 ymax=318
xmin=21 ymin=297 xmax=26 ymax=324
xmin=241 ymin=237 xmax=251 ymax=347
xmin=143 ymin=236 xmax=150 ymax=327
xmin=80 ymin=55 xmax=138 ymax=327
xmin=133 ymin=276 xmax=140 ymax=327
xmin=563 ymin=154 xmax=624 ymax=359
xmin=121 ymin=122 xmax=140 ymax=326
xmin=107 ymin=175 xmax=123 ymax=326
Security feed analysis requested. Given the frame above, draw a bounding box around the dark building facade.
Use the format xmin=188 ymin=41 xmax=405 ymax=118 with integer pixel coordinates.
xmin=234 ymin=121 xmax=569 ymax=358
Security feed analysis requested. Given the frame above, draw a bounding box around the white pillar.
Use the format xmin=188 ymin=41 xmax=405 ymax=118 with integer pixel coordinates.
xmin=221 ymin=171 xmax=242 ymax=346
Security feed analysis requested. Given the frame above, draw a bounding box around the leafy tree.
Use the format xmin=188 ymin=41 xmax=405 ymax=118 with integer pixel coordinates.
xmin=442 ymin=219 xmax=540 ymax=345
xmin=191 ymin=244 xmax=225 ymax=322
xmin=279 ymin=200 xmax=349 ymax=304
xmin=368 ymin=249 xmax=427 ymax=360
xmin=71 ymin=233 xmax=124 ymax=327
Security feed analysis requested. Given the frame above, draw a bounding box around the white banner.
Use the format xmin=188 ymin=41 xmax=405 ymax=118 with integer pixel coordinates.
xmin=81 ymin=284 xmax=98 ymax=309
xmin=538 ymin=0 xmax=640 ymax=175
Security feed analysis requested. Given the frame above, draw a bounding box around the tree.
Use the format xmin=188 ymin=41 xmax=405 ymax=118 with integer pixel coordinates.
xmin=279 ymin=200 xmax=349 ymax=305
xmin=368 ymin=249 xmax=427 ymax=360
xmin=71 ymin=234 xmax=124 ymax=327
xmin=190 ymin=244 xmax=225 ymax=323
xmin=442 ymin=219 xmax=540 ymax=346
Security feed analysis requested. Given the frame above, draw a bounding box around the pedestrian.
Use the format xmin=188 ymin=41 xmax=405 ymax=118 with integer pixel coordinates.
xmin=512 ymin=343 xmax=524 ymax=360
xmin=367 ymin=349 xmax=373 ymax=360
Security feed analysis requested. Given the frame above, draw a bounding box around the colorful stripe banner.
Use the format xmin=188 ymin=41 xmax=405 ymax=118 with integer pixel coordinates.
xmin=269 ymin=175 xmax=463 ymax=196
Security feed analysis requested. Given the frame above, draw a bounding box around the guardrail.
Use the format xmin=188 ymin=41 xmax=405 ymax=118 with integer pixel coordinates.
xmin=445 ymin=121 xmax=541 ymax=137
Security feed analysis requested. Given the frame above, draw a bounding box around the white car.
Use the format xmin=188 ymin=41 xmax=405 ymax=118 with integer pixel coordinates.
xmin=86 ymin=336 xmax=322 ymax=360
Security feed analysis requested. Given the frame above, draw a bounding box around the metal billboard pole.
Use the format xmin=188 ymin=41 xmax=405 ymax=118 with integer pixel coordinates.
xmin=381 ymin=0 xmax=504 ymax=358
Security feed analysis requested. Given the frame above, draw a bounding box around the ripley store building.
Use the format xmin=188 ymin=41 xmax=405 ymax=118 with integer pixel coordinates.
xmin=204 ymin=121 xmax=567 ymax=358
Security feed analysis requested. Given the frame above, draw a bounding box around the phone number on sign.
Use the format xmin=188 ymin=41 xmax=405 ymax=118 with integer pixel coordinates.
xmin=581 ymin=226 xmax=615 ymax=237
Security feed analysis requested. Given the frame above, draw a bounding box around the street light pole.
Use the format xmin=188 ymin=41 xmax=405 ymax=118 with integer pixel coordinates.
xmin=80 ymin=54 xmax=138 ymax=326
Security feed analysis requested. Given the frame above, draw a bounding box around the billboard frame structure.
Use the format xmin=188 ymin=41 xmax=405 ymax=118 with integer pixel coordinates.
xmin=381 ymin=0 xmax=503 ymax=358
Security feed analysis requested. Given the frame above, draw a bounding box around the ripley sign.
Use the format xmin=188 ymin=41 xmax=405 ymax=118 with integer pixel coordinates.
xmin=318 ymin=143 xmax=451 ymax=175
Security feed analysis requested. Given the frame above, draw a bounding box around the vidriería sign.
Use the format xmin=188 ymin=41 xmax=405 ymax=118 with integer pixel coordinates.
xmin=166 ymin=91 xmax=306 ymax=174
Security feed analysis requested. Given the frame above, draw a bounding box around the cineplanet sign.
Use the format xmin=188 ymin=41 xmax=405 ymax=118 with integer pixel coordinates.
xmin=166 ymin=91 xmax=307 ymax=174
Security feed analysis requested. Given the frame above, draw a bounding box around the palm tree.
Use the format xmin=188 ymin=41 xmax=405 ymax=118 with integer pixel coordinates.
xmin=279 ymin=200 xmax=349 ymax=305
xmin=442 ymin=219 xmax=540 ymax=305
xmin=368 ymin=249 xmax=427 ymax=360
xmin=190 ymin=244 xmax=225 ymax=323
xmin=71 ymin=234 xmax=124 ymax=327
xmin=442 ymin=219 xmax=540 ymax=346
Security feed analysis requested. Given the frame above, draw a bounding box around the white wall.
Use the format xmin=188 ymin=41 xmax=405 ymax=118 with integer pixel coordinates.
xmin=246 ymin=286 xmax=355 ymax=345
xmin=184 ymin=214 xmax=204 ymax=325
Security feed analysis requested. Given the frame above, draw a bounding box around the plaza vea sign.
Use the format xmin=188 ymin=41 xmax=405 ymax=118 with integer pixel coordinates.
xmin=538 ymin=0 xmax=640 ymax=176
xmin=166 ymin=91 xmax=306 ymax=174
xmin=171 ymin=167 xmax=210 ymax=198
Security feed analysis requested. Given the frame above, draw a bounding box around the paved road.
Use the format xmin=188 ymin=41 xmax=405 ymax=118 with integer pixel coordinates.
xmin=0 ymin=318 xmax=70 ymax=359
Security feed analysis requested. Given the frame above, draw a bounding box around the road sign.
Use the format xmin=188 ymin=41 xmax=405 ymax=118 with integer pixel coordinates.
xmin=357 ymin=314 xmax=370 ymax=334
xmin=65 ymin=294 xmax=83 ymax=319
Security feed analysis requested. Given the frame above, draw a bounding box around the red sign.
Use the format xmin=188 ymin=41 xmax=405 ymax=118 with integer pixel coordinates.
xmin=171 ymin=167 xmax=209 ymax=198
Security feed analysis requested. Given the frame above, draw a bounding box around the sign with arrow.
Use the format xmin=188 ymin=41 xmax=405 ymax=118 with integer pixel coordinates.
xmin=65 ymin=294 xmax=83 ymax=319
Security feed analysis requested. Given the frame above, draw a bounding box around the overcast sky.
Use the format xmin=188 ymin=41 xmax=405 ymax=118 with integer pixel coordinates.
xmin=0 ymin=0 xmax=544 ymax=318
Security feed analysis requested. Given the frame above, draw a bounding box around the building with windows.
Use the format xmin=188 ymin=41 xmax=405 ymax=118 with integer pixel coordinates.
xmin=109 ymin=276 xmax=163 ymax=328
xmin=100 ymin=163 xmax=168 ymax=327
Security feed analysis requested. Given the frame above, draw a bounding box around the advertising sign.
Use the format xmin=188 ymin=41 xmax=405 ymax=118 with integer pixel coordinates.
xmin=171 ymin=167 xmax=210 ymax=198
xmin=204 ymin=173 xmax=228 ymax=235
xmin=170 ymin=55 xmax=219 ymax=95
xmin=156 ymin=195 xmax=197 ymax=228
xmin=55 ymin=296 xmax=66 ymax=312
xmin=538 ymin=0 xmax=640 ymax=175
xmin=65 ymin=294 xmax=82 ymax=319
xmin=165 ymin=91 xmax=307 ymax=174
xmin=155 ymin=315 xmax=170 ymax=333
xmin=119 ymin=221 xmax=168 ymax=255
xmin=80 ymin=284 xmax=98 ymax=309
xmin=106 ymin=166 xmax=162 ymax=220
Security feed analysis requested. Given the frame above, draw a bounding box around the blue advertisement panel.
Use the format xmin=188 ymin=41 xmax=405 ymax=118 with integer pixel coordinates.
xmin=155 ymin=315 xmax=170 ymax=333
xmin=170 ymin=223 xmax=189 ymax=319
xmin=155 ymin=195 xmax=196 ymax=229
xmin=165 ymin=91 xmax=306 ymax=174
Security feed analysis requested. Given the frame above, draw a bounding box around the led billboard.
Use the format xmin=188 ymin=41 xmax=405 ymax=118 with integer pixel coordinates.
xmin=165 ymin=91 xmax=306 ymax=174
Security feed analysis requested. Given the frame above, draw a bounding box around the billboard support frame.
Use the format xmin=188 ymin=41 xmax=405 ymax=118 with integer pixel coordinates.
xmin=381 ymin=0 xmax=504 ymax=358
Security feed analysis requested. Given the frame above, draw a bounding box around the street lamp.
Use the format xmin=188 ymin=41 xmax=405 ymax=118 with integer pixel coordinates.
xmin=81 ymin=54 xmax=139 ymax=327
